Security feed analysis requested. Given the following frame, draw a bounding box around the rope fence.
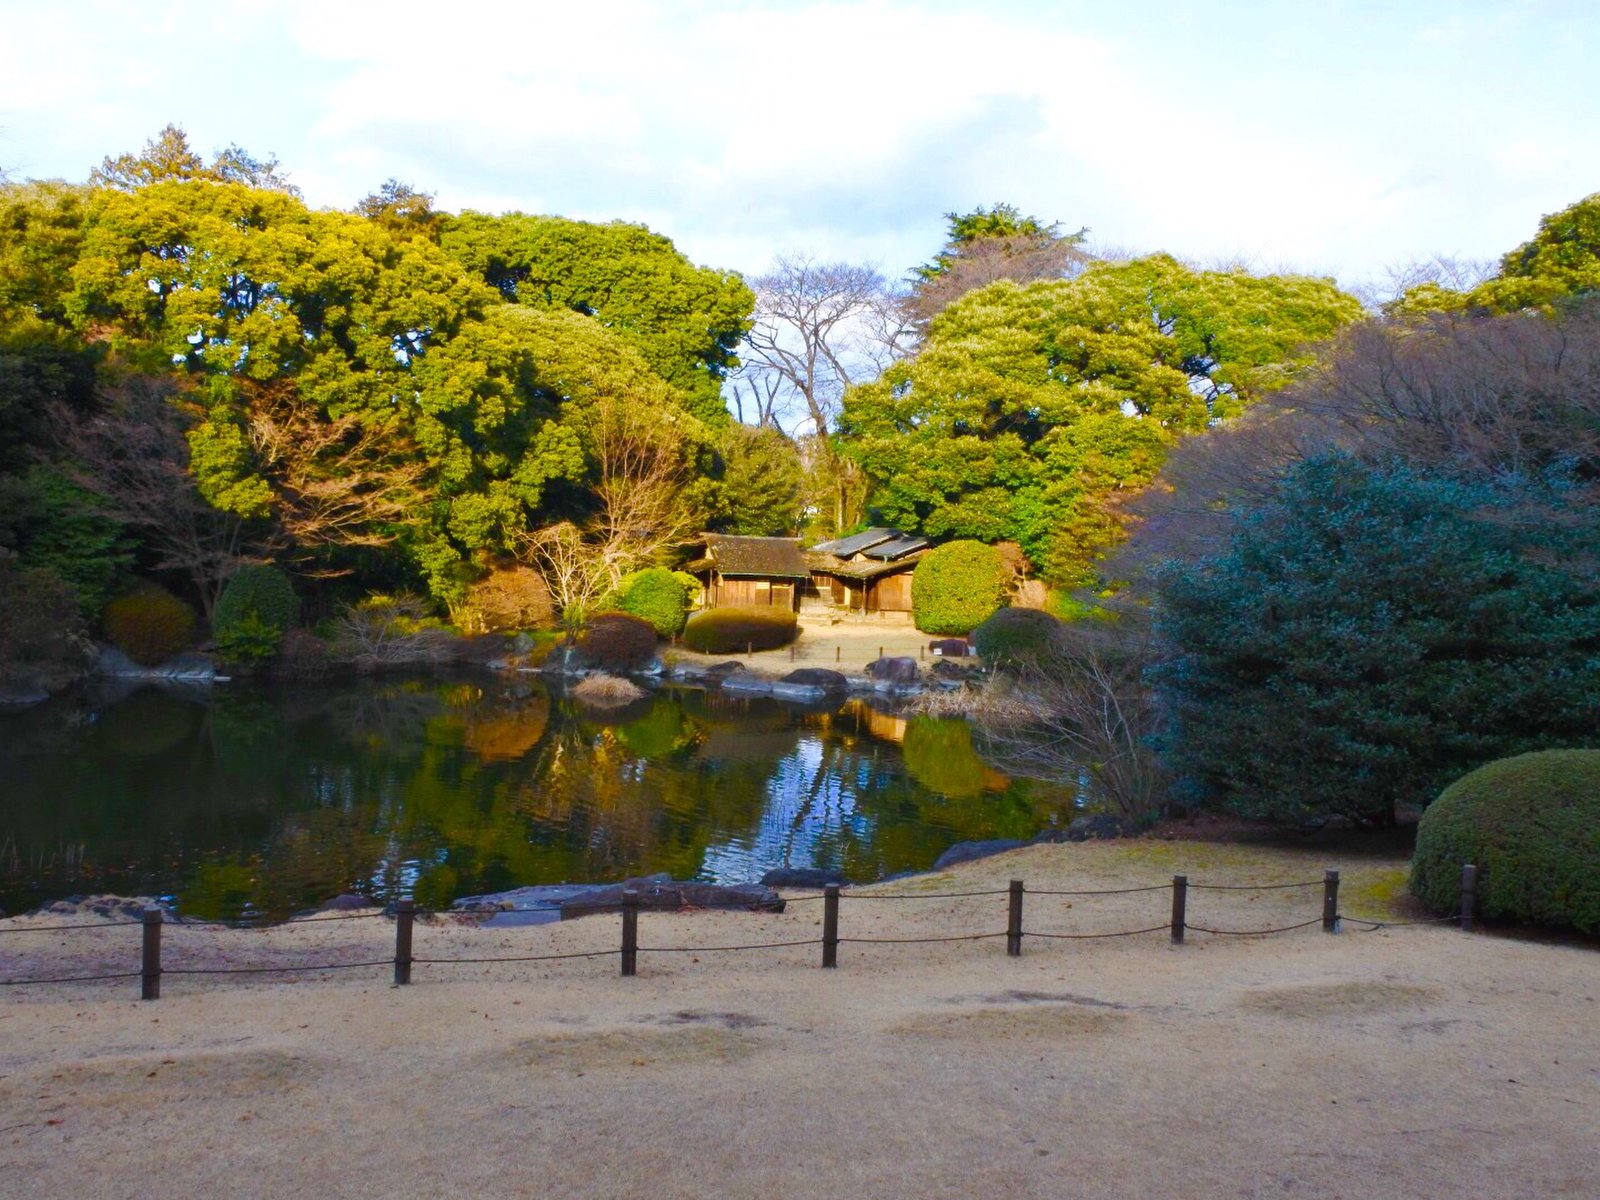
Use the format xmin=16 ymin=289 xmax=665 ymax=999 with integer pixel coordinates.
xmin=0 ymin=863 xmax=1490 ymax=998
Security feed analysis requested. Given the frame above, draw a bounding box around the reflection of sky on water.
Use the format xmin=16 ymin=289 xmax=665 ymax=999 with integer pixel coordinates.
xmin=699 ymin=735 xmax=874 ymax=882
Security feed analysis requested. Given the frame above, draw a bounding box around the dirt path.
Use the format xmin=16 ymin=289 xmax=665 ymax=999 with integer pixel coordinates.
xmin=2 ymin=842 xmax=1596 ymax=1199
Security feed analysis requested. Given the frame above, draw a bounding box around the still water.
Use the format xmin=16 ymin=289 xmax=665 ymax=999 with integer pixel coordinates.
xmin=0 ymin=674 xmax=1079 ymax=920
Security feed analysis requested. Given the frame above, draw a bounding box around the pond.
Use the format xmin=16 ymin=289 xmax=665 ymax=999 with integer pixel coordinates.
xmin=0 ymin=674 xmax=1082 ymax=920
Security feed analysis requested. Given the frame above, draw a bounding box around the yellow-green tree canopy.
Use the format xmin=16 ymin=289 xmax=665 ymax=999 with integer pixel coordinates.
xmin=440 ymin=212 xmax=753 ymax=427
xmin=838 ymin=255 xmax=1362 ymax=583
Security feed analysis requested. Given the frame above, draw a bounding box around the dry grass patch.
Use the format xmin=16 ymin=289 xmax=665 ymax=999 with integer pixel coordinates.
xmin=570 ymin=673 xmax=647 ymax=709
xmin=1240 ymin=981 xmax=1440 ymax=1018
xmin=891 ymin=1005 xmax=1131 ymax=1040
xmin=14 ymin=1049 xmax=321 ymax=1108
xmin=501 ymin=1024 xmax=766 ymax=1073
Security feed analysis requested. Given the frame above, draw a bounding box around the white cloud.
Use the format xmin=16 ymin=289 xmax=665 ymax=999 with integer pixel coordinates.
xmin=1 ymin=0 xmax=1596 ymax=290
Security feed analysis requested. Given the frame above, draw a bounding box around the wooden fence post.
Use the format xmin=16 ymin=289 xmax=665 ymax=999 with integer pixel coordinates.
xmin=141 ymin=908 xmax=162 ymax=1001
xmin=822 ymin=885 xmax=839 ymax=969
xmin=835 ymin=646 xmax=840 ymax=663
xmin=1006 ymin=879 xmax=1024 ymax=957
xmin=394 ymin=899 xmax=414 ymax=985
xmin=1170 ymin=875 xmax=1187 ymax=944
xmin=1460 ymin=863 xmax=1478 ymax=932
xmin=621 ymin=889 xmax=639 ymax=976
xmin=1322 ymin=869 xmax=1340 ymax=933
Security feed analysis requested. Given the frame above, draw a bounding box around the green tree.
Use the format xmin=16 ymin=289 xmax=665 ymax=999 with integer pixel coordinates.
xmin=840 ymin=255 xmax=1361 ymax=584
xmin=440 ymin=212 xmax=753 ymax=426
xmin=714 ymin=423 xmax=803 ymax=536
xmin=1153 ymin=455 xmax=1600 ymax=827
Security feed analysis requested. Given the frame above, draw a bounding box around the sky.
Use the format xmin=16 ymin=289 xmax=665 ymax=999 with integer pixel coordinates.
xmin=1 ymin=0 xmax=1595 ymax=292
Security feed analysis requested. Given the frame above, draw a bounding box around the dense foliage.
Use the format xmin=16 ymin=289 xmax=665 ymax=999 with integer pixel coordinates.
xmin=215 ymin=566 xmax=297 ymax=636
xmin=605 ymin=568 xmax=696 ymax=637
xmin=0 ymin=553 xmax=89 ymax=691
xmin=681 ymin=606 xmax=798 ymax=654
xmin=840 ymin=255 xmax=1362 ymax=585
xmin=911 ymin=540 xmax=1011 ymax=634
xmin=1410 ymin=751 xmax=1600 ymax=933
xmin=1153 ymin=455 xmax=1600 ymax=826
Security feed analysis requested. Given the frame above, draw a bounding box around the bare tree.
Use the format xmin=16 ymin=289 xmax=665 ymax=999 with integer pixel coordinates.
xmin=975 ymin=615 xmax=1169 ymax=822
xmin=737 ymin=256 xmax=913 ymax=439
xmin=243 ymin=381 xmax=430 ymax=565
xmin=50 ymin=377 xmax=248 ymax=617
xmin=736 ymin=256 xmax=912 ymax=532
xmin=516 ymin=522 xmax=611 ymax=636
xmin=516 ymin=391 xmax=705 ymax=630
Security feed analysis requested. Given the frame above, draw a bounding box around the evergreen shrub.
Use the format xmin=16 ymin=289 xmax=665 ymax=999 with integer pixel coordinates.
xmin=608 ymin=568 xmax=695 ymax=637
xmin=911 ymin=541 xmax=1009 ymax=634
xmin=972 ymin=607 xmax=1066 ymax=668
xmin=103 ymin=582 xmax=197 ymax=666
xmin=215 ymin=566 xmax=297 ymax=637
xmin=681 ymin=607 xmax=798 ymax=654
xmin=576 ymin=611 xmax=659 ymax=671
xmin=1410 ymin=750 xmax=1600 ymax=933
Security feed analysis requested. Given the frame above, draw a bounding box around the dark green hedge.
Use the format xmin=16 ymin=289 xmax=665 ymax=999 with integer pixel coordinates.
xmin=972 ymin=607 xmax=1064 ymax=668
xmin=682 ymin=606 xmax=797 ymax=654
xmin=1410 ymin=749 xmax=1600 ymax=933
xmin=215 ymin=565 xmax=298 ymax=634
xmin=912 ymin=541 xmax=1009 ymax=635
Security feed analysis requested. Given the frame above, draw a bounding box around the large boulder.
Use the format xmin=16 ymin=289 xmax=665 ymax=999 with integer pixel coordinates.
xmin=932 ymin=839 xmax=1026 ymax=870
xmin=866 ymin=656 xmax=920 ymax=685
xmin=454 ymin=874 xmax=786 ymax=923
xmin=760 ymin=867 xmax=848 ymax=888
xmin=772 ymin=668 xmax=849 ymax=701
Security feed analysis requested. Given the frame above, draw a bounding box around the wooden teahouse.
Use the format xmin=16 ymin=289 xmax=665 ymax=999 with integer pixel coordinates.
xmin=685 ymin=534 xmax=810 ymax=610
xmin=805 ymin=528 xmax=929 ymax=616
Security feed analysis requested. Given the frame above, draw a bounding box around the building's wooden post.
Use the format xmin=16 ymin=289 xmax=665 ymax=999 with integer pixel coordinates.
xmin=1170 ymin=875 xmax=1187 ymax=944
xmin=822 ymin=885 xmax=839 ymax=968
xmin=141 ymin=908 xmax=163 ymax=1001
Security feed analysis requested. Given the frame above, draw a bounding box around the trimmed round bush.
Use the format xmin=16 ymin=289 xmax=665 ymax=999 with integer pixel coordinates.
xmin=973 ymin=607 xmax=1066 ymax=668
xmin=1410 ymin=750 xmax=1600 ymax=933
xmin=682 ymin=606 xmax=798 ymax=655
xmin=215 ymin=565 xmax=298 ymax=635
xmin=911 ymin=541 xmax=1009 ymax=635
xmin=576 ymin=611 xmax=659 ymax=671
xmin=103 ymin=582 xmax=197 ymax=666
xmin=612 ymin=568 xmax=694 ymax=637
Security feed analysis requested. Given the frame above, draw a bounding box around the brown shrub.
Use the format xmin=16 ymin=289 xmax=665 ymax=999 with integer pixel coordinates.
xmin=571 ymin=673 xmax=649 ymax=709
xmin=461 ymin=564 xmax=555 ymax=633
xmin=576 ymin=612 xmax=659 ymax=671
xmin=102 ymin=582 xmax=197 ymax=666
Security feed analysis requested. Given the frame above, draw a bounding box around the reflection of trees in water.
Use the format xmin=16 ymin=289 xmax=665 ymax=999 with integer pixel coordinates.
xmin=1 ymin=678 xmax=1080 ymax=918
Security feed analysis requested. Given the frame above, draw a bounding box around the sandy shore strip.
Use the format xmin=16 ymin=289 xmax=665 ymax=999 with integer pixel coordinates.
xmin=2 ymin=840 xmax=1596 ymax=1199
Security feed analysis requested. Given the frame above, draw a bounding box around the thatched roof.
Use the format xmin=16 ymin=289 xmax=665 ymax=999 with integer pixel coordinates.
xmin=698 ymin=534 xmax=810 ymax=579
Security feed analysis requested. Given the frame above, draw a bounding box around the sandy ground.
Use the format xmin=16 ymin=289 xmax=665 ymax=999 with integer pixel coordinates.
xmin=2 ymin=841 xmax=1596 ymax=1199
xmin=666 ymin=612 xmax=942 ymax=678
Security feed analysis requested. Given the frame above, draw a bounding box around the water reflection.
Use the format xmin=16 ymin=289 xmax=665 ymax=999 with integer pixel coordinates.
xmin=0 ymin=676 xmax=1077 ymax=920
